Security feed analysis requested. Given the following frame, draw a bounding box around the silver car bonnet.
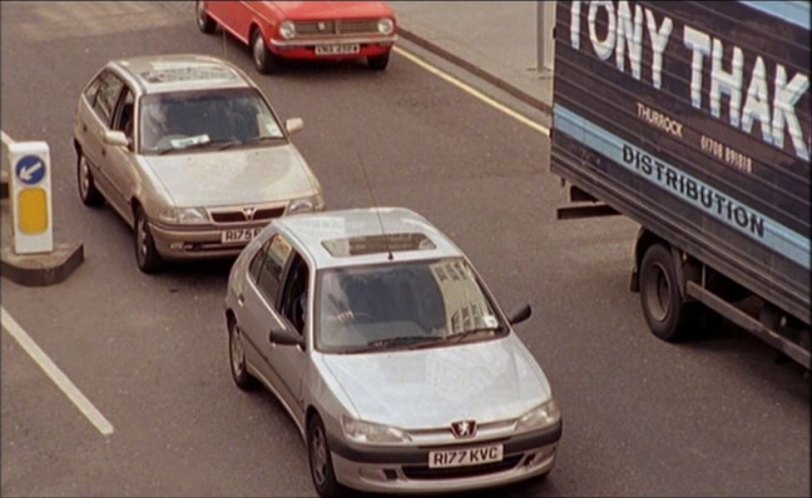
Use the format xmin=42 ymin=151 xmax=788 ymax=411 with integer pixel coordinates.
xmin=140 ymin=144 xmax=317 ymax=207
xmin=319 ymin=333 xmax=552 ymax=429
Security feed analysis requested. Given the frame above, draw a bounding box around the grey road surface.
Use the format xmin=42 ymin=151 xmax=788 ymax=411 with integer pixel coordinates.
xmin=1 ymin=2 xmax=808 ymax=497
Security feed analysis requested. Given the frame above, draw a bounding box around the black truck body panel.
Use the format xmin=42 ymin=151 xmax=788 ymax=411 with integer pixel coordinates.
xmin=550 ymin=1 xmax=810 ymax=326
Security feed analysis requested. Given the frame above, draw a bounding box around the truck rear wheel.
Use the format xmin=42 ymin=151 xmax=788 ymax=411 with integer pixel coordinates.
xmin=639 ymin=243 xmax=702 ymax=342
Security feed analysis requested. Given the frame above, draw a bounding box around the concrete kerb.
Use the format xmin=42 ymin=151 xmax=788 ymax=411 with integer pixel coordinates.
xmin=1 ymin=131 xmax=84 ymax=287
xmin=396 ymin=27 xmax=553 ymax=117
xmin=1 ymin=132 xmax=9 ymax=200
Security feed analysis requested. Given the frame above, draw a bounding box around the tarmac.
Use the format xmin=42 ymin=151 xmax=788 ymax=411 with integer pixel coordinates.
xmin=0 ymin=1 xmax=548 ymax=286
xmin=392 ymin=1 xmax=554 ymax=114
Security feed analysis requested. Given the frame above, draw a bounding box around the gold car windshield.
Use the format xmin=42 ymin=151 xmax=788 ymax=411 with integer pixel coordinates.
xmin=315 ymin=258 xmax=507 ymax=353
xmin=139 ymin=87 xmax=285 ymax=154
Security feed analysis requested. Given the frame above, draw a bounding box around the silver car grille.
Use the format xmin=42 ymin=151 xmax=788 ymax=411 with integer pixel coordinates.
xmin=294 ymin=19 xmax=380 ymax=36
xmin=209 ymin=206 xmax=285 ymax=224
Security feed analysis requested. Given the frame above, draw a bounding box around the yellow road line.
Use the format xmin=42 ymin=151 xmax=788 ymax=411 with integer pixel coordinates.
xmin=393 ymin=46 xmax=550 ymax=137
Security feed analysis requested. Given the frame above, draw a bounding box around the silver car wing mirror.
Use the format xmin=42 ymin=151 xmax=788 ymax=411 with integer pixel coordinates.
xmin=269 ymin=328 xmax=304 ymax=347
xmin=507 ymin=303 xmax=532 ymax=325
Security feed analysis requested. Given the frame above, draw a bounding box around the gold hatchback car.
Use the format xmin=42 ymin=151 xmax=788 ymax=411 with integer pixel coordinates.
xmin=73 ymin=54 xmax=324 ymax=273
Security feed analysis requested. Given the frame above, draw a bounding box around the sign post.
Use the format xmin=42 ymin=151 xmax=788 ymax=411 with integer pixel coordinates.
xmin=8 ymin=141 xmax=52 ymax=254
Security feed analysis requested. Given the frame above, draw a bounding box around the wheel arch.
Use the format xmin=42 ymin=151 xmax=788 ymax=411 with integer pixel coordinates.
xmin=633 ymin=229 xmax=690 ymax=300
xmin=632 ymin=228 xmax=667 ymax=293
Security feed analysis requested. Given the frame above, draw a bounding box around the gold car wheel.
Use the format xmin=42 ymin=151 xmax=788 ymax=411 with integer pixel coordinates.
xmin=77 ymin=152 xmax=103 ymax=207
xmin=134 ymin=207 xmax=163 ymax=273
xmin=136 ymin=217 xmax=149 ymax=262
xmin=79 ymin=158 xmax=91 ymax=197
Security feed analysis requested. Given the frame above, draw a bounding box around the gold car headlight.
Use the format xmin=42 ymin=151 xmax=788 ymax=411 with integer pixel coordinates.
xmin=287 ymin=194 xmax=325 ymax=215
xmin=157 ymin=207 xmax=209 ymax=225
xmin=516 ymin=398 xmax=560 ymax=431
xmin=279 ymin=20 xmax=296 ymax=40
xmin=377 ymin=17 xmax=395 ymax=35
xmin=341 ymin=416 xmax=412 ymax=445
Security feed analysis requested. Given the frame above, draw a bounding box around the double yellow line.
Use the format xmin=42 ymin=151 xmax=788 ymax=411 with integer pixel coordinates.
xmin=393 ymin=46 xmax=550 ymax=137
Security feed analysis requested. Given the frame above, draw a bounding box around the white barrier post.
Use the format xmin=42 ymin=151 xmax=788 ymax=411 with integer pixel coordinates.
xmin=7 ymin=141 xmax=53 ymax=254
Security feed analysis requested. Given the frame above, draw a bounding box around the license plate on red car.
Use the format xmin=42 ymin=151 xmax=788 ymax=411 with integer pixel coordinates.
xmin=428 ymin=444 xmax=504 ymax=468
xmin=315 ymin=44 xmax=360 ymax=56
xmin=221 ymin=228 xmax=262 ymax=244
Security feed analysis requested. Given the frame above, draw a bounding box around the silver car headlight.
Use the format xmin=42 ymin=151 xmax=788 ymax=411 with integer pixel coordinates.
xmin=341 ymin=416 xmax=412 ymax=445
xmin=157 ymin=207 xmax=209 ymax=225
xmin=279 ymin=20 xmax=296 ymax=39
xmin=377 ymin=17 xmax=395 ymax=35
xmin=287 ymin=193 xmax=325 ymax=215
xmin=516 ymin=398 xmax=560 ymax=431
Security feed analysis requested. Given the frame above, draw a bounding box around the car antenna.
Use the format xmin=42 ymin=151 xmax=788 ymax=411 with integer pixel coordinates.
xmin=355 ymin=149 xmax=394 ymax=261
xmin=221 ymin=26 xmax=227 ymax=58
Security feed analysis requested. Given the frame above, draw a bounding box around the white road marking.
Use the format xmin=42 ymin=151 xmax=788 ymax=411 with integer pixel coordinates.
xmin=1 ymin=130 xmax=13 ymax=145
xmin=1 ymin=308 xmax=114 ymax=436
xmin=393 ymin=46 xmax=550 ymax=136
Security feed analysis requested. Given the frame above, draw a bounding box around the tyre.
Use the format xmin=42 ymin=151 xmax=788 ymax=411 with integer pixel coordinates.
xmin=134 ymin=206 xmax=164 ymax=274
xmin=228 ymin=317 xmax=257 ymax=390
xmin=308 ymin=415 xmax=345 ymax=498
xmin=195 ymin=1 xmax=217 ymax=34
xmin=251 ymin=29 xmax=278 ymax=74
xmin=639 ymin=243 xmax=702 ymax=342
xmin=367 ymin=52 xmax=390 ymax=71
xmin=76 ymin=149 xmax=104 ymax=207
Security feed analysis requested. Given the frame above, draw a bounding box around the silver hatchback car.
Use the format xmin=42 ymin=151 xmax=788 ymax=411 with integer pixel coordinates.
xmin=73 ymin=54 xmax=324 ymax=273
xmin=224 ymin=207 xmax=561 ymax=496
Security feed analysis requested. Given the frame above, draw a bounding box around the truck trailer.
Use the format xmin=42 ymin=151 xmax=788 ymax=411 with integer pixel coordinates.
xmin=550 ymin=0 xmax=811 ymax=367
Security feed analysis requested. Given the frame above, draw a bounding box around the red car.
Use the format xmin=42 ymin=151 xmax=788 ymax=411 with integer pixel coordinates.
xmin=196 ymin=1 xmax=397 ymax=73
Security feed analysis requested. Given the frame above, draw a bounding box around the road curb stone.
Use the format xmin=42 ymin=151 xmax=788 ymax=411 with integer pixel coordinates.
xmin=1 ymin=241 xmax=84 ymax=287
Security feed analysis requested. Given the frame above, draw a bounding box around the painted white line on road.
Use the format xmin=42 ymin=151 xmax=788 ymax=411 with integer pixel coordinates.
xmin=1 ymin=307 xmax=114 ymax=436
xmin=1 ymin=130 xmax=14 ymax=145
xmin=393 ymin=46 xmax=550 ymax=136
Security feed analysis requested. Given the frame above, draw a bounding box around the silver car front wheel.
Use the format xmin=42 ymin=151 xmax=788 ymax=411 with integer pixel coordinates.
xmin=308 ymin=415 xmax=343 ymax=498
xmin=228 ymin=318 xmax=256 ymax=390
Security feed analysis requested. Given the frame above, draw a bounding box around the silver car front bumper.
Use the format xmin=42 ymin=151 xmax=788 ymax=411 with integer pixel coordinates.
xmin=328 ymin=421 xmax=561 ymax=494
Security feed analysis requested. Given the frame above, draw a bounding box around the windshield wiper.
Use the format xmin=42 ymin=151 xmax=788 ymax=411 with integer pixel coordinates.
xmin=155 ymin=139 xmax=239 ymax=155
xmin=218 ymin=135 xmax=283 ymax=151
xmin=352 ymin=335 xmax=441 ymax=353
xmin=438 ymin=328 xmax=500 ymax=345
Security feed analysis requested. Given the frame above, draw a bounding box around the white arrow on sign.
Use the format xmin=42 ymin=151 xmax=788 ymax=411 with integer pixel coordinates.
xmin=19 ymin=160 xmax=43 ymax=182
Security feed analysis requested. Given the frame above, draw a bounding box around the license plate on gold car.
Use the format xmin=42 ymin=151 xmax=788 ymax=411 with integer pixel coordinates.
xmin=221 ymin=228 xmax=262 ymax=244
xmin=428 ymin=444 xmax=504 ymax=468
xmin=315 ymin=44 xmax=360 ymax=56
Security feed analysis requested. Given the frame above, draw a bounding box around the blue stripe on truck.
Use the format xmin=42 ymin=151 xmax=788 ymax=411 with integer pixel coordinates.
xmin=554 ymin=104 xmax=811 ymax=270
xmin=739 ymin=1 xmax=810 ymax=30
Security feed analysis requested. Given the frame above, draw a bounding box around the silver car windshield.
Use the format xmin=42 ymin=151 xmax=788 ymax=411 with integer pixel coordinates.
xmin=316 ymin=258 xmax=506 ymax=353
xmin=139 ymin=87 xmax=285 ymax=154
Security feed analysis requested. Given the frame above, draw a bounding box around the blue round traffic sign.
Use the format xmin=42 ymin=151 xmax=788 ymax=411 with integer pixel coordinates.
xmin=15 ymin=155 xmax=47 ymax=186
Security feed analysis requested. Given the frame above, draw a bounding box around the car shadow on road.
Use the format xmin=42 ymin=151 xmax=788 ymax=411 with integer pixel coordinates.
xmin=353 ymin=476 xmax=557 ymax=498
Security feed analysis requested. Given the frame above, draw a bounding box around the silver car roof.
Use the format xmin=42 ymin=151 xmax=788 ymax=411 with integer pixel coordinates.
xmin=275 ymin=208 xmax=464 ymax=270
xmin=110 ymin=54 xmax=252 ymax=95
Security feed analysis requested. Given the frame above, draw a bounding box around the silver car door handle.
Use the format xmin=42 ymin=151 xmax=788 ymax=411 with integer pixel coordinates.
xmin=237 ymin=293 xmax=245 ymax=305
